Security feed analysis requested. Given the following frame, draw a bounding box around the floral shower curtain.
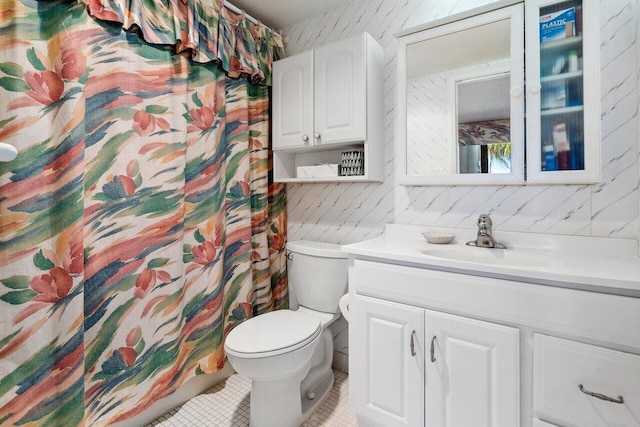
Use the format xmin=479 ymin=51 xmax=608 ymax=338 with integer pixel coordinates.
xmin=0 ymin=1 xmax=287 ymax=425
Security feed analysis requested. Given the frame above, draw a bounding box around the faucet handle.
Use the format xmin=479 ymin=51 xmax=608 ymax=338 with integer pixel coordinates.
xmin=477 ymin=214 xmax=492 ymax=230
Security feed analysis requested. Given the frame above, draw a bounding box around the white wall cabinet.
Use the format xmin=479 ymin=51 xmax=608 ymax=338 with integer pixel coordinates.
xmin=272 ymin=33 xmax=384 ymax=183
xmin=396 ymin=0 xmax=600 ymax=185
xmin=525 ymin=0 xmax=601 ymax=183
xmin=352 ymin=295 xmax=519 ymax=427
xmin=348 ymin=258 xmax=640 ymax=427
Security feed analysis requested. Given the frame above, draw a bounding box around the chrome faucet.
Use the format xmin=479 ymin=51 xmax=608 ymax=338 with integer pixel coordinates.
xmin=466 ymin=214 xmax=506 ymax=249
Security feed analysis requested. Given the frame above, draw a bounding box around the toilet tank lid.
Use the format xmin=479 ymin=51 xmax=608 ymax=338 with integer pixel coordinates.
xmin=286 ymin=240 xmax=347 ymax=259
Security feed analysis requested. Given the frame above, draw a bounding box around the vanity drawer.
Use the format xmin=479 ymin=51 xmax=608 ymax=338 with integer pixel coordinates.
xmin=533 ymin=334 xmax=640 ymax=427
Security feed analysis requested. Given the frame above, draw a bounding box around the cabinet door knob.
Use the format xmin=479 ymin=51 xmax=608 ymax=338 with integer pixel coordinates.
xmin=510 ymin=87 xmax=522 ymax=99
xmin=528 ymin=83 xmax=541 ymax=95
xmin=430 ymin=335 xmax=437 ymax=363
xmin=314 ymin=132 xmax=321 ymax=140
xmin=301 ymin=134 xmax=309 ymax=142
xmin=578 ymin=384 xmax=624 ymax=404
xmin=410 ymin=330 xmax=417 ymax=357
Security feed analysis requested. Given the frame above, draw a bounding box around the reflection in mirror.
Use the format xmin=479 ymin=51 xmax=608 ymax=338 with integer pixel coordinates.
xmin=456 ymin=72 xmax=511 ymax=174
xmin=404 ymin=16 xmax=514 ymax=177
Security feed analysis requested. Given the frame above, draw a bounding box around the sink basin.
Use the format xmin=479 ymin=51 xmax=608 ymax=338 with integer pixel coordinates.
xmin=422 ymin=246 xmax=563 ymax=268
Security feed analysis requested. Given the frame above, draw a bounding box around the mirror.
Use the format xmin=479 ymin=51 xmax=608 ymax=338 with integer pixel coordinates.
xmin=397 ymin=4 xmax=524 ymax=185
xmin=455 ymin=68 xmax=511 ymax=175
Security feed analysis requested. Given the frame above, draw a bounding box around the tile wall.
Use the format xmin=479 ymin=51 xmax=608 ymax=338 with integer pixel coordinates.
xmin=281 ymin=0 xmax=640 ymax=370
xmin=283 ymin=0 xmax=639 ymax=243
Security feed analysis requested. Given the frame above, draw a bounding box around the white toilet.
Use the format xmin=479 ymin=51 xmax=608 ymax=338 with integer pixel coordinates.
xmin=224 ymin=240 xmax=348 ymax=427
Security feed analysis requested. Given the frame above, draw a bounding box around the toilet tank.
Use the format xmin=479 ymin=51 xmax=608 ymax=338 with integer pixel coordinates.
xmin=286 ymin=240 xmax=348 ymax=314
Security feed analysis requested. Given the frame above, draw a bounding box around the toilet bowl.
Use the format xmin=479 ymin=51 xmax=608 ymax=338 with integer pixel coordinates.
xmin=224 ymin=240 xmax=348 ymax=427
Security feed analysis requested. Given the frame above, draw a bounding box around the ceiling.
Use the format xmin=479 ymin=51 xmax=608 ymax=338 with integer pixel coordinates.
xmin=229 ymin=0 xmax=345 ymax=30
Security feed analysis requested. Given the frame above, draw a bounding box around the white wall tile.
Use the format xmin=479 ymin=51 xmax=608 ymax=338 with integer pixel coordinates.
xmin=283 ymin=0 xmax=639 ymax=244
xmin=281 ymin=0 xmax=640 ymax=363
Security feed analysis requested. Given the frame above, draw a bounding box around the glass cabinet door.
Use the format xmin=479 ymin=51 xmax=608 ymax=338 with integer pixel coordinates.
xmin=526 ymin=0 xmax=600 ymax=183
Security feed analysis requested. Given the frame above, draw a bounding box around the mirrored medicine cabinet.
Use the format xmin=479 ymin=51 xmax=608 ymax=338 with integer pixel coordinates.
xmin=396 ymin=0 xmax=601 ymax=186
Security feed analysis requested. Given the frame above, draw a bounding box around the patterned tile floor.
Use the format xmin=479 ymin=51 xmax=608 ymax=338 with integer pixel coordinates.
xmin=147 ymin=371 xmax=356 ymax=427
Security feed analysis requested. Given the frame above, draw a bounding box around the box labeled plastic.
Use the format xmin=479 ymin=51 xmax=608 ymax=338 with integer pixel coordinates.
xmin=540 ymin=7 xmax=576 ymax=43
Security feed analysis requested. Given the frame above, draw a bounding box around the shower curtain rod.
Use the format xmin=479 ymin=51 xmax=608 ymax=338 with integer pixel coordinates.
xmin=224 ymin=1 xmax=283 ymax=38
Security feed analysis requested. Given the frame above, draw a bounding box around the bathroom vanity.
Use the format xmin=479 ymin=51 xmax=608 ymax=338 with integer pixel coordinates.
xmin=343 ymin=224 xmax=640 ymax=427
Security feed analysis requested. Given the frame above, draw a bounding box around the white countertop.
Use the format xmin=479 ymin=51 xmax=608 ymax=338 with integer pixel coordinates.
xmin=342 ymin=224 xmax=640 ymax=297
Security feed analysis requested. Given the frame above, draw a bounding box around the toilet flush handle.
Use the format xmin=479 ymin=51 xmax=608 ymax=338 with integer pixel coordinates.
xmin=286 ymin=251 xmax=293 ymax=260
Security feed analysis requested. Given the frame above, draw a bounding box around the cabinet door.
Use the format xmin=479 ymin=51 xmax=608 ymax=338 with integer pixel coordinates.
xmin=272 ymin=51 xmax=313 ymax=150
xmin=351 ymin=295 xmax=424 ymax=427
xmin=425 ymin=310 xmax=519 ymax=427
xmin=525 ymin=0 xmax=600 ymax=183
xmin=314 ymin=34 xmax=366 ymax=145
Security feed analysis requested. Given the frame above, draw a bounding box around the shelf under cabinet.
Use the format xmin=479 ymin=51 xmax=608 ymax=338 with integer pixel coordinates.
xmin=275 ymin=175 xmax=374 ymax=183
xmin=273 ymin=142 xmax=382 ymax=183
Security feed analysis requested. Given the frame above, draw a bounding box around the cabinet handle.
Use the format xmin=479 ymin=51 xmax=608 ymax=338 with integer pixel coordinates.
xmin=410 ymin=331 xmax=416 ymax=357
xmin=578 ymin=384 xmax=624 ymax=404
xmin=301 ymin=134 xmax=309 ymax=142
xmin=314 ymin=132 xmax=321 ymax=140
xmin=510 ymin=87 xmax=522 ymax=99
xmin=430 ymin=336 xmax=437 ymax=363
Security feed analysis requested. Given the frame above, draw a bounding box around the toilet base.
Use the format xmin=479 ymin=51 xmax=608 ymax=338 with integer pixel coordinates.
xmin=249 ymin=367 xmax=308 ymax=427
xmin=248 ymin=369 xmax=334 ymax=427
xmin=300 ymin=369 xmax=334 ymax=422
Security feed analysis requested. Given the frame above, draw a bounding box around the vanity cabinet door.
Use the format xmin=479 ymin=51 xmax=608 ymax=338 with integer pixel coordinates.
xmin=313 ymin=34 xmax=366 ymax=145
xmin=272 ymin=51 xmax=314 ymax=150
xmin=351 ymin=295 xmax=424 ymax=427
xmin=525 ymin=0 xmax=600 ymax=183
xmin=425 ymin=310 xmax=520 ymax=427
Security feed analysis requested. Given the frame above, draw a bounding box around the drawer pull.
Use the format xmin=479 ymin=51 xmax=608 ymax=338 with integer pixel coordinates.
xmin=410 ymin=331 xmax=417 ymax=357
xmin=430 ymin=336 xmax=437 ymax=363
xmin=578 ymin=384 xmax=624 ymax=404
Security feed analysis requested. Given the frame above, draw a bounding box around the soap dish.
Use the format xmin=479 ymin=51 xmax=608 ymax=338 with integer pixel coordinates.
xmin=422 ymin=232 xmax=454 ymax=244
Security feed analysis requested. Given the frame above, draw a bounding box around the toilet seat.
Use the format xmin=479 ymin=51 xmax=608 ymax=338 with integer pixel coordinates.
xmin=225 ymin=310 xmax=322 ymax=359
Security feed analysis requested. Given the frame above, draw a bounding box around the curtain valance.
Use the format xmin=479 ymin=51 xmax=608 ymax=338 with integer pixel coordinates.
xmin=81 ymin=0 xmax=285 ymax=85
